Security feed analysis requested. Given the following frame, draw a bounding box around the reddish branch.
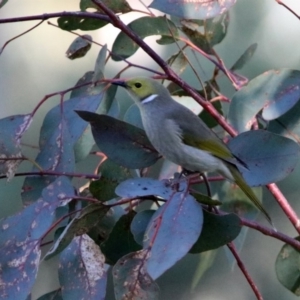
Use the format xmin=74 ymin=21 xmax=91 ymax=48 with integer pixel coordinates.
xmin=0 ymin=171 xmax=100 ymax=180
xmin=276 ymin=0 xmax=300 ymax=20
xmin=227 ymin=242 xmax=263 ymax=300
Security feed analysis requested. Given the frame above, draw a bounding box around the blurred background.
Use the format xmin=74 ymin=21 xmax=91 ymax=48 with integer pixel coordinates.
xmin=1 ymin=0 xmax=300 ymax=299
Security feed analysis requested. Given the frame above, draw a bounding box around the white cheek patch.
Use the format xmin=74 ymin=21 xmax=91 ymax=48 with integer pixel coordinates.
xmin=141 ymin=94 xmax=158 ymax=104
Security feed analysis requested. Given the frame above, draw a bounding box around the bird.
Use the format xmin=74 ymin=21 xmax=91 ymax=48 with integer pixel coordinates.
xmin=112 ymin=77 xmax=271 ymax=224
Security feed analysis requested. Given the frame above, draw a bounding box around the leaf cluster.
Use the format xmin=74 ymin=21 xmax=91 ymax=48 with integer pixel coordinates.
xmin=1 ymin=0 xmax=300 ymax=299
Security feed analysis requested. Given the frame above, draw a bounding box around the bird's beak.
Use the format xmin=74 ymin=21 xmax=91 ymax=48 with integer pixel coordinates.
xmin=112 ymin=80 xmax=128 ymax=88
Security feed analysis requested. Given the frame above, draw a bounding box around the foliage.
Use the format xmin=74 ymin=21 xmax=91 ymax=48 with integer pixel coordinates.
xmin=1 ymin=1 xmax=300 ymax=300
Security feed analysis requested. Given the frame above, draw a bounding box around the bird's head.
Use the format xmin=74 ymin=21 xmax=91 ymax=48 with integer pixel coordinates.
xmin=113 ymin=77 xmax=171 ymax=107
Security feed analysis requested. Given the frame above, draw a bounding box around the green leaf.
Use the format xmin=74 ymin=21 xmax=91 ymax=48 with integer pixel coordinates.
xmin=228 ymin=69 xmax=300 ymax=133
xmin=199 ymin=100 xmax=223 ymax=128
xmin=66 ymin=35 xmax=92 ymax=60
xmin=70 ymin=71 xmax=102 ymax=98
xmin=57 ymin=15 xmax=108 ymax=31
xmin=149 ymin=0 xmax=236 ymax=20
xmin=181 ymin=21 xmax=213 ymax=54
xmin=0 ymin=0 xmax=9 ymax=9
xmin=205 ymin=12 xmax=229 ymax=47
xmin=80 ymin=0 xmax=131 ymax=14
xmin=45 ymin=203 xmax=109 ymax=260
xmin=89 ymin=199 xmax=125 ymax=245
xmin=101 ymin=211 xmax=142 ymax=264
xmin=275 ymin=237 xmax=300 ymax=295
xmin=231 ymin=43 xmax=258 ymax=71
xmin=181 ymin=13 xmax=229 ymax=54
xmin=76 ymin=111 xmax=160 ymax=169
xmin=166 ymin=50 xmax=188 ymax=75
xmin=192 ymin=192 xmax=222 ymax=206
xmin=111 ymin=16 xmax=178 ymax=61
xmin=93 ymin=44 xmax=107 ymax=82
xmin=90 ymin=159 xmax=132 ymax=202
xmin=190 ymin=211 xmax=241 ymax=253
xmin=113 ymin=250 xmax=160 ymax=300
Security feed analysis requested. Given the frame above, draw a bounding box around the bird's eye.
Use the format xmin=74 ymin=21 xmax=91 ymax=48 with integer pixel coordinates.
xmin=134 ymin=82 xmax=142 ymax=88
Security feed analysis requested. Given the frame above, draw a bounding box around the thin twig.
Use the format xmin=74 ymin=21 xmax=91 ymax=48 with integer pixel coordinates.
xmin=267 ymin=183 xmax=300 ymax=234
xmin=227 ymin=242 xmax=263 ymax=300
xmin=0 ymin=171 xmax=100 ymax=180
xmin=276 ymin=0 xmax=300 ymax=20
xmin=0 ymin=20 xmax=44 ymax=55
xmin=0 ymin=11 xmax=110 ymax=24
xmin=241 ymin=217 xmax=300 ymax=251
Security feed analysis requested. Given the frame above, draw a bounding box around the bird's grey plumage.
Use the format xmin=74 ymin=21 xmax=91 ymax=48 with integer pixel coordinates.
xmin=112 ymin=77 xmax=272 ymax=224
xmin=139 ymin=93 xmax=236 ymax=180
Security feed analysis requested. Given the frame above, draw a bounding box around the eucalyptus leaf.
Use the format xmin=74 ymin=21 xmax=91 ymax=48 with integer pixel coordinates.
xmin=101 ymin=211 xmax=142 ymax=264
xmin=90 ymin=159 xmax=132 ymax=201
xmin=228 ymin=130 xmax=300 ymax=186
xmin=150 ymin=0 xmax=236 ymax=20
xmin=131 ymin=210 xmax=155 ymax=245
xmin=190 ymin=211 xmax=241 ymax=253
xmin=112 ymin=16 xmax=178 ymax=61
xmin=66 ymin=35 xmax=92 ymax=60
xmin=144 ymin=193 xmax=203 ymax=279
xmin=123 ymin=103 xmax=143 ymax=129
xmin=58 ymin=15 xmax=108 ymax=31
xmin=80 ymin=0 xmax=131 ymax=13
xmin=276 ymin=237 xmax=300 ymax=296
xmin=76 ymin=111 xmax=160 ymax=169
xmin=113 ymin=250 xmax=160 ymax=300
xmin=59 ymin=234 xmax=107 ymax=300
xmin=0 ymin=114 xmax=32 ymax=180
xmin=115 ymin=177 xmax=173 ymax=199
xmin=229 ymin=69 xmax=300 ymax=132
xmin=231 ymin=43 xmax=258 ymax=71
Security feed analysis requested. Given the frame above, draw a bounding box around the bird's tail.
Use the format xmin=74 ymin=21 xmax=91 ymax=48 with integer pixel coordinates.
xmin=228 ymin=165 xmax=272 ymax=226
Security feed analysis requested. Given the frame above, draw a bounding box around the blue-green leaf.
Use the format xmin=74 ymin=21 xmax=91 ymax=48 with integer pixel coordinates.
xmin=59 ymin=234 xmax=107 ymax=300
xmin=66 ymin=35 xmax=92 ymax=60
xmin=113 ymin=250 xmax=160 ymax=300
xmin=101 ymin=211 xmax=142 ymax=264
xmin=115 ymin=177 xmax=173 ymax=199
xmin=131 ymin=210 xmax=155 ymax=245
xmin=0 ymin=114 xmax=32 ymax=180
xmin=111 ymin=16 xmax=178 ymax=61
xmin=275 ymin=237 xmax=300 ymax=295
xmin=149 ymin=0 xmax=236 ymax=20
xmin=144 ymin=193 xmax=203 ymax=279
xmin=0 ymin=177 xmax=74 ymax=300
xmin=228 ymin=69 xmax=300 ymax=133
xmin=190 ymin=211 xmax=241 ymax=253
xmin=76 ymin=111 xmax=160 ymax=169
xmin=228 ymin=130 xmax=300 ymax=186
xmin=22 ymin=120 xmax=75 ymax=205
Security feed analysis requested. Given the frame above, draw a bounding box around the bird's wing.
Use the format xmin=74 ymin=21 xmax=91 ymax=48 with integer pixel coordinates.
xmin=166 ymin=103 xmax=235 ymax=162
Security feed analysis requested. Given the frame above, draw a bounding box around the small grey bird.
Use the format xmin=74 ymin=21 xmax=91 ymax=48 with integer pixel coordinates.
xmin=113 ymin=77 xmax=271 ymax=224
